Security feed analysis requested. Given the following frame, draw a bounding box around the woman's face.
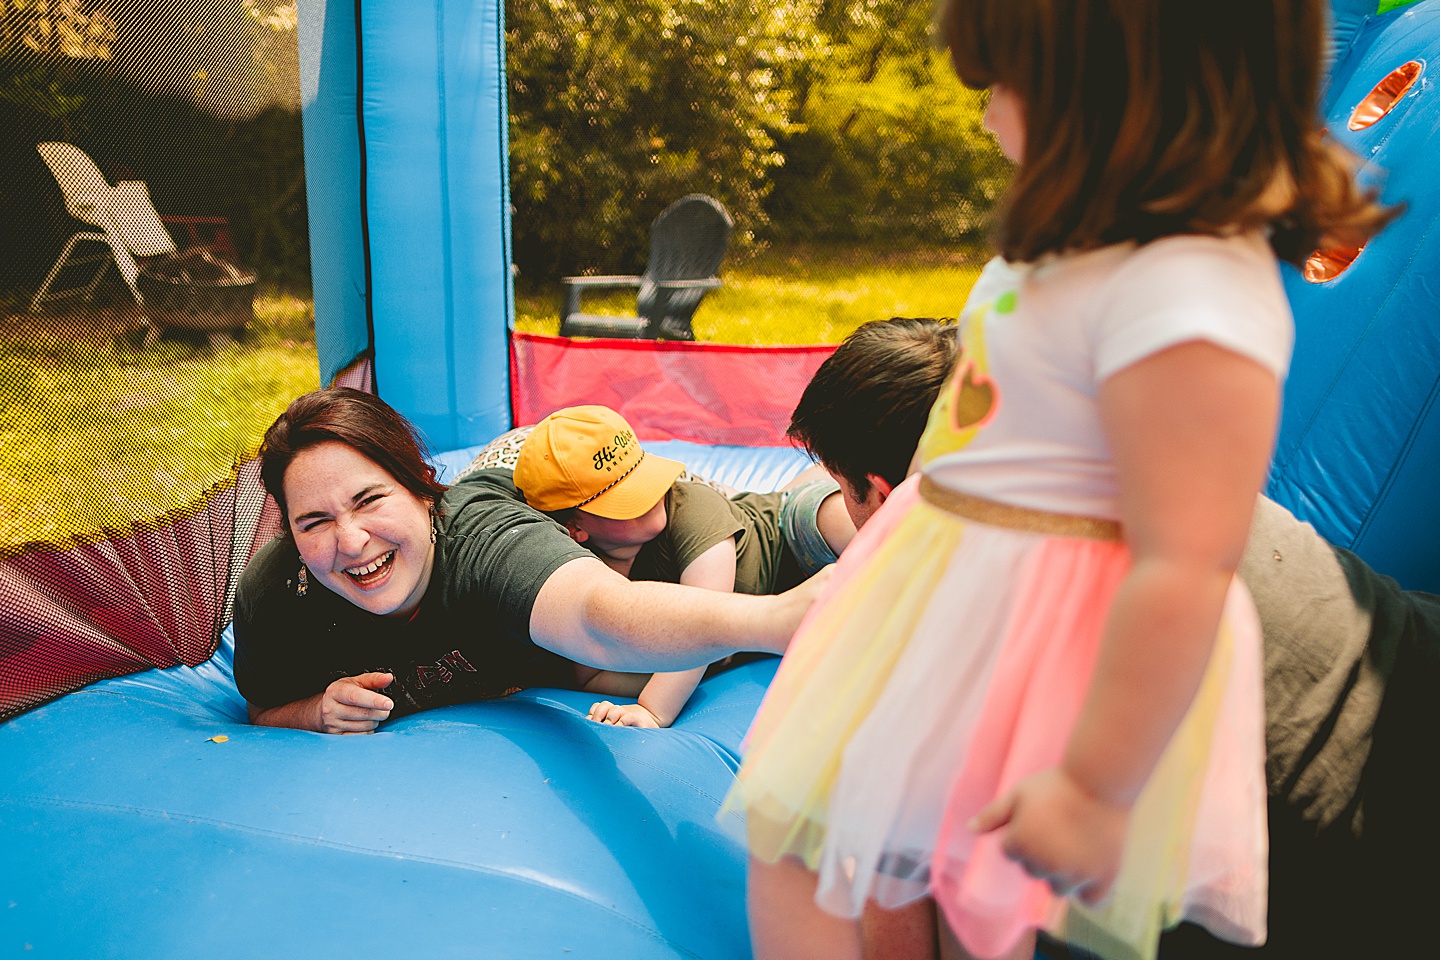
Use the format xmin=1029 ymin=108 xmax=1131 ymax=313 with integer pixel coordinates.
xmin=984 ymin=84 xmax=1026 ymax=162
xmin=284 ymin=441 xmax=436 ymax=618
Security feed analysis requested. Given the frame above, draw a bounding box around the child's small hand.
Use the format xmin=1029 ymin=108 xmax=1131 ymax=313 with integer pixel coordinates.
xmin=587 ymin=700 xmax=662 ymax=728
xmin=969 ymin=767 xmax=1130 ymax=906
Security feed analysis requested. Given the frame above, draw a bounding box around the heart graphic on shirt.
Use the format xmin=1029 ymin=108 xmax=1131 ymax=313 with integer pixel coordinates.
xmin=916 ymin=294 xmax=1004 ymax=463
xmin=950 ymin=360 xmax=996 ymax=431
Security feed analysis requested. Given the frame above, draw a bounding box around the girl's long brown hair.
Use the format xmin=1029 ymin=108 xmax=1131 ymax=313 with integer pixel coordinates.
xmin=942 ymin=0 xmax=1392 ymax=265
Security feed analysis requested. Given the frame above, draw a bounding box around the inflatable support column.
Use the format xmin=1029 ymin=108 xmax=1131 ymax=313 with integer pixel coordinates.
xmin=298 ymin=0 xmax=513 ymax=450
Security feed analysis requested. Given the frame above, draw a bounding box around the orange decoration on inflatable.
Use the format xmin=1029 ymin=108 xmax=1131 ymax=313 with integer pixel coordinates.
xmin=1349 ymin=60 xmax=1423 ymax=130
xmin=1303 ymin=244 xmax=1365 ymax=283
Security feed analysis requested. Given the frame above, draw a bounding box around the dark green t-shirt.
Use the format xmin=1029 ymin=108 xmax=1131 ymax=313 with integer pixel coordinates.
xmin=1162 ymin=497 xmax=1440 ymax=957
xmin=627 ymin=481 xmax=800 ymax=594
xmin=1240 ymin=495 xmax=1440 ymax=836
xmin=232 ymin=469 xmax=591 ymax=716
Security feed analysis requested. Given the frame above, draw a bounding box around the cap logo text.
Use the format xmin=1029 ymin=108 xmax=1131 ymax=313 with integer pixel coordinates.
xmin=592 ymin=430 xmax=636 ymax=472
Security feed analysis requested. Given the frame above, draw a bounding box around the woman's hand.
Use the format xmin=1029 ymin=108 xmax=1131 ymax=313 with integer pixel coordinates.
xmin=768 ymin=564 xmax=832 ymax=651
xmin=587 ymin=700 xmax=661 ymax=727
xmin=970 ymin=767 xmax=1130 ymax=906
xmin=315 ymin=672 xmax=395 ymax=734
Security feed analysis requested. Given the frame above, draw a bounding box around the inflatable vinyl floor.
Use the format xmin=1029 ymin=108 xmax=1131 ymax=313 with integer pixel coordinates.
xmin=0 ymin=442 xmax=809 ymax=960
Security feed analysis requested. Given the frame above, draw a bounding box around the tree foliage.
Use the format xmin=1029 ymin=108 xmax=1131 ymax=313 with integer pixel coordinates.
xmin=0 ymin=0 xmax=115 ymax=121
xmin=0 ymin=0 xmax=1011 ymax=296
xmin=0 ymin=0 xmax=116 ymax=62
xmin=506 ymin=0 xmax=815 ymax=277
xmin=768 ymin=0 xmax=1012 ymax=245
xmin=507 ymin=0 xmax=1011 ymax=279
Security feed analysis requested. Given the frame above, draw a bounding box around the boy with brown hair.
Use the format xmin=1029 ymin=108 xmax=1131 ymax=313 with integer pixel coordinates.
xmin=787 ymin=316 xmax=959 ymax=528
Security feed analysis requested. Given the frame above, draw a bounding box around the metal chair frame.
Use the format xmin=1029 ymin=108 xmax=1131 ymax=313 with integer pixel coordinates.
xmin=30 ymin=142 xmax=177 ymax=313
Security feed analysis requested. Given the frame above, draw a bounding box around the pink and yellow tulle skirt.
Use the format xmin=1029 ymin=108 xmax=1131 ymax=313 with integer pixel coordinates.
xmin=724 ymin=475 xmax=1267 ymax=960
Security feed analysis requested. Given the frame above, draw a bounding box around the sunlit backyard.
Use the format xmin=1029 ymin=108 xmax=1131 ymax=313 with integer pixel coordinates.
xmin=515 ymin=243 xmax=985 ymax=344
xmin=0 ymin=0 xmax=1006 ymax=552
xmin=1 ymin=244 xmax=983 ymax=548
xmin=0 ymin=291 xmax=318 ymax=547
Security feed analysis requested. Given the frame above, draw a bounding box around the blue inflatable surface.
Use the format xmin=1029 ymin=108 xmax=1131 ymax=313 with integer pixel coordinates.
xmin=0 ymin=444 xmax=813 ymax=959
xmin=1269 ymin=0 xmax=1440 ymax=591
xmin=0 ymin=630 xmax=777 ymax=960
xmin=431 ymin=439 xmax=815 ymax=492
xmin=0 ymin=632 xmax=776 ymax=958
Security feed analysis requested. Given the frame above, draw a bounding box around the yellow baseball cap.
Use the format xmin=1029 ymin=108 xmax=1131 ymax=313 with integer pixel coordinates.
xmin=514 ymin=405 xmax=684 ymax=520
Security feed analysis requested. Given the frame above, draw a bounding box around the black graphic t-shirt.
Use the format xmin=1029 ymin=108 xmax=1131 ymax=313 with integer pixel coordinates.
xmin=233 ymin=469 xmax=592 ymax=716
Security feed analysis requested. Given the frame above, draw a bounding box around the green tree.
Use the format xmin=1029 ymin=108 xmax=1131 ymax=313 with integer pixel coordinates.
xmin=0 ymin=0 xmax=115 ymax=125
xmin=506 ymin=0 xmax=816 ymax=277
xmin=766 ymin=0 xmax=1012 ymax=245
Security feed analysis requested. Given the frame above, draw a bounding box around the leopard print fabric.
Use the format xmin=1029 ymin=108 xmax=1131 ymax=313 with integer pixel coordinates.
xmin=454 ymin=426 xmax=534 ymax=480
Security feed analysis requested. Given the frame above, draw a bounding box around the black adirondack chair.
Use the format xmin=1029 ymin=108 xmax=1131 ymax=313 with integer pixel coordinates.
xmin=558 ymin=194 xmax=732 ymax=341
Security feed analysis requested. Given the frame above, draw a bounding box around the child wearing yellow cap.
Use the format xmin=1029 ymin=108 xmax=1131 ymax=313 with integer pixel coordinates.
xmin=515 ymin=404 xmax=853 ymax=728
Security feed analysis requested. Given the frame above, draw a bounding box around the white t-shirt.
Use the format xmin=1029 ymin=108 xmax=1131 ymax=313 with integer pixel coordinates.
xmin=920 ymin=233 xmax=1293 ymax=520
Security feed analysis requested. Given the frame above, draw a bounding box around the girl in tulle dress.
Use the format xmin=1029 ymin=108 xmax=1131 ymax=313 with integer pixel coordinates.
xmin=724 ymin=2 xmax=1390 ymax=958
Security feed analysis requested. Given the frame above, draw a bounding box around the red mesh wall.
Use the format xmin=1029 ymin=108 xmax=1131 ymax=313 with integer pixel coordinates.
xmin=0 ymin=458 xmax=282 ymax=721
xmin=1 ymin=3 xmax=313 ymax=720
xmin=510 ymin=331 xmax=836 ymax=446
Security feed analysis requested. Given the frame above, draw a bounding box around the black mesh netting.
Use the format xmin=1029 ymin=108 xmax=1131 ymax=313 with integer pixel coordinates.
xmin=1 ymin=1 xmax=315 ymax=720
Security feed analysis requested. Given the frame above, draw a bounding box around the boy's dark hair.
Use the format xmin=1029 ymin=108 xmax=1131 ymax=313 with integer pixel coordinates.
xmin=942 ymin=0 xmax=1392 ymax=265
xmin=788 ymin=317 xmax=958 ymax=499
xmin=259 ymin=387 xmax=447 ymax=535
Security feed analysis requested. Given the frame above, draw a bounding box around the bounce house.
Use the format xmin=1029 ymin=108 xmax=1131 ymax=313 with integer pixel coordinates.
xmin=2 ymin=0 xmax=1439 ymax=956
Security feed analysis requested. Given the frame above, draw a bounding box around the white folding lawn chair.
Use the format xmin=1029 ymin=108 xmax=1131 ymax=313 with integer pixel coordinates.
xmin=30 ymin=142 xmax=177 ymax=312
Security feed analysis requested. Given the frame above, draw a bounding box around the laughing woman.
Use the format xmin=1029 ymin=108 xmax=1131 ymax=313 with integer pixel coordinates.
xmin=233 ymin=388 xmax=814 ymax=733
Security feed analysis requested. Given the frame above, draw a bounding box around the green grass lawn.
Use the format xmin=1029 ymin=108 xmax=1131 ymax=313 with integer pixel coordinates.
xmin=515 ymin=243 xmax=985 ymax=345
xmin=3 ymin=245 xmax=983 ymax=549
xmin=0 ymin=292 xmax=319 ymax=549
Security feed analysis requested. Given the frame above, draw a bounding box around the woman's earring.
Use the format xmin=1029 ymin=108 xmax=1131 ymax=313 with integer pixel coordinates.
xmin=296 ymin=562 xmax=309 ymax=597
xmin=430 ymin=515 xmax=437 ymax=544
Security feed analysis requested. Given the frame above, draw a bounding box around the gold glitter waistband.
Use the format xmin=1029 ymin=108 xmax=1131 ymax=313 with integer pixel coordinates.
xmin=919 ymin=476 xmax=1122 ymax=541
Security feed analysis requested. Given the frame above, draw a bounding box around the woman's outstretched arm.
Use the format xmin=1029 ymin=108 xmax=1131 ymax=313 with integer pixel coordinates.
xmin=529 ymin=555 xmax=823 ymax=671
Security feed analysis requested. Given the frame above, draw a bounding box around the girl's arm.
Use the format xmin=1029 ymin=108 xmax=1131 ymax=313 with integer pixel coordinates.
xmin=1082 ymin=339 xmax=1278 ymax=802
xmin=974 ymin=340 xmax=1279 ymax=902
xmin=589 ymin=538 xmax=738 ymax=727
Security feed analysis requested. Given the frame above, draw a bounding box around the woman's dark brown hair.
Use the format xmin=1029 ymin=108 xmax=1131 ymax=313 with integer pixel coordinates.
xmin=942 ymin=0 xmax=1392 ymax=264
xmin=259 ymin=387 xmax=448 ymax=533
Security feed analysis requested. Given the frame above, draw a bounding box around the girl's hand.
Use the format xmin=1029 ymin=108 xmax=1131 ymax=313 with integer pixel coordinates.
xmin=970 ymin=767 xmax=1130 ymax=906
